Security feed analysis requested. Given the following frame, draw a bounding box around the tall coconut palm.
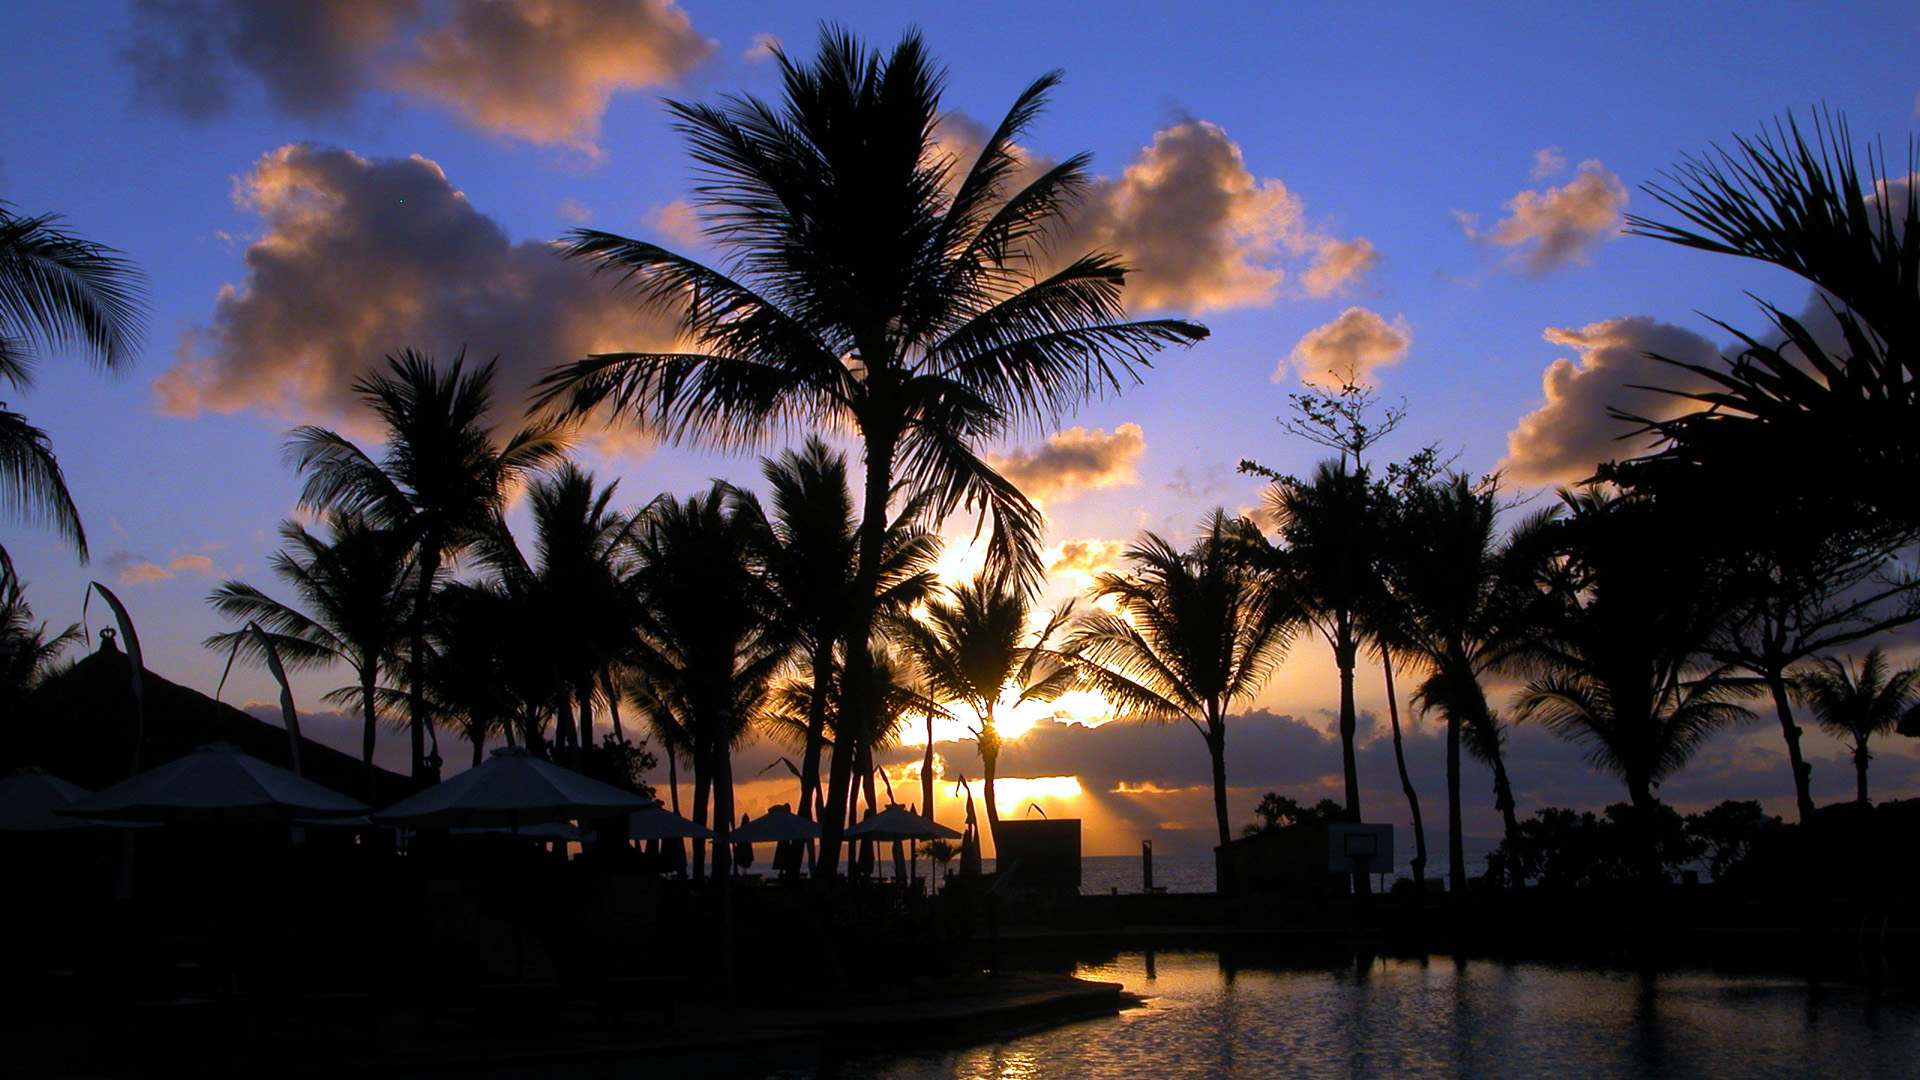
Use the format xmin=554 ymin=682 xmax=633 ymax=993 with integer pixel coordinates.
xmin=1257 ymin=460 xmax=1381 ymax=822
xmin=892 ymin=571 xmax=1077 ymax=847
xmin=625 ymin=484 xmax=794 ymax=878
xmin=536 ymin=29 xmax=1206 ymax=872
xmin=1070 ymin=512 xmax=1294 ymax=867
xmin=288 ymin=349 xmax=566 ymax=780
xmin=205 ymin=513 xmax=410 ymax=789
xmin=1796 ymin=648 xmax=1920 ymax=805
xmin=1511 ymin=490 xmax=1751 ymax=880
xmin=749 ymin=438 xmax=939 ymax=826
xmin=0 ymin=205 xmax=145 ymax=562
xmin=1374 ymin=474 xmax=1557 ymax=890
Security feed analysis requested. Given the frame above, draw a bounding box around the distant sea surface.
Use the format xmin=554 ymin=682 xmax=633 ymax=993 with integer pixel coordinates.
xmin=983 ymin=842 xmax=1502 ymax=895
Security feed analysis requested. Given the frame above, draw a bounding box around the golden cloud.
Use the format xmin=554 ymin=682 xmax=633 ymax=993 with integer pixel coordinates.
xmin=159 ymin=144 xmax=675 ymax=440
xmin=1046 ymin=538 xmax=1129 ymax=577
xmin=1278 ymin=306 xmax=1410 ymax=388
xmin=1466 ymin=158 xmax=1628 ymax=274
xmin=990 ymin=423 xmax=1145 ymax=503
xmin=1500 ymin=316 xmax=1722 ymax=487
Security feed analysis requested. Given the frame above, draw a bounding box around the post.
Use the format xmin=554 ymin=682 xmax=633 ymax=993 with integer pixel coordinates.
xmin=1141 ymin=839 xmax=1155 ymax=892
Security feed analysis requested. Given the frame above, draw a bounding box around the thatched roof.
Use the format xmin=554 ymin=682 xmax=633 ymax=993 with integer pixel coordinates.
xmin=3 ymin=635 xmax=414 ymax=804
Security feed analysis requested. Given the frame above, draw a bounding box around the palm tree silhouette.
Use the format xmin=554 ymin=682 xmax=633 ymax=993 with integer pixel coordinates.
xmin=288 ymin=350 xmax=566 ymax=780
xmin=892 ymin=571 xmax=1076 ymax=848
xmin=1258 ymin=460 xmax=1381 ymax=823
xmin=1375 ymin=474 xmax=1556 ymax=890
xmin=625 ymin=484 xmax=793 ymax=879
xmin=0 ymin=205 xmax=144 ymax=563
xmin=1512 ymin=491 xmax=1751 ymax=880
xmin=750 ymin=438 xmax=939 ymax=828
xmin=205 ymin=514 xmax=410 ymax=789
xmin=1796 ymin=648 xmax=1920 ymax=805
xmin=1070 ymin=512 xmax=1294 ymax=873
xmin=1 ymin=569 xmax=82 ymax=714
xmin=536 ymin=29 xmax=1206 ymax=872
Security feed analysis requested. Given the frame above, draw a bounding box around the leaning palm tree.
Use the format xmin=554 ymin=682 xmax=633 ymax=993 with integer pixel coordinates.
xmin=205 ymin=513 xmax=410 ymax=788
xmin=891 ymin=571 xmax=1077 ymax=847
xmin=1511 ymin=490 xmax=1751 ymax=880
xmin=288 ymin=350 xmax=567 ymax=779
xmin=1796 ymin=648 xmax=1920 ymax=805
xmin=1374 ymin=474 xmax=1557 ymax=890
xmin=536 ymin=29 xmax=1207 ymax=872
xmin=0 ymin=205 xmax=145 ymax=562
xmin=1070 ymin=512 xmax=1294 ymax=865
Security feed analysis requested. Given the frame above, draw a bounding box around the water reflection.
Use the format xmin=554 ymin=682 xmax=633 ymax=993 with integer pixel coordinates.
xmin=809 ymin=951 xmax=1920 ymax=1080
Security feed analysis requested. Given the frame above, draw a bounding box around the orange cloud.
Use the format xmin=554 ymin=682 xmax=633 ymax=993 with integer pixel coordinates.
xmin=1279 ymin=307 xmax=1410 ymax=388
xmin=1500 ymin=316 xmax=1722 ymax=487
xmin=1464 ymin=158 xmax=1628 ymax=273
xmin=159 ymin=144 xmax=675 ymax=438
xmin=1047 ymin=538 xmax=1128 ymax=577
xmin=990 ymin=423 xmax=1145 ymax=503
xmin=393 ymin=0 xmax=710 ymax=148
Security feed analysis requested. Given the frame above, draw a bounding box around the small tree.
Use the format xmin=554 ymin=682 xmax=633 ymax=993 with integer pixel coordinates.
xmin=1795 ymin=648 xmax=1920 ymax=805
xmin=1243 ymin=793 xmax=1344 ymax=836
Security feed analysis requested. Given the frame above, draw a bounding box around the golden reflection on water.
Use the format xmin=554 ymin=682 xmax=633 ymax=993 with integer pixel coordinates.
xmin=819 ymin=951 xmax=1919 ymax=1080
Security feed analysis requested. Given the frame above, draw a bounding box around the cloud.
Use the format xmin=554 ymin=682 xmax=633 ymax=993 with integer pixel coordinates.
xmin=158 ymin=144 xmax=674 ymax=434
xmin=1500 ymin=316 xmax=1723 ymax=487
xmin=1278 ymin=306 xmax=1410 ymax=387
xmin=990 ymin=423 xmax=1145 ymax=503
xmin=106 ymin=550 xmax=224 ymax=585
xmin=1531 ymin=146 xmax=1567 ymax=180
xmin=1062 ymin=118 xmax=1375 ymax=311
xmin=645 ymin=198 xmax=704 ymax=247
xmin=744 ymin=32 xmax=780 ymax=62
xmin=1466 ymin=159 xmax=1629 ymax=273
xmin=121 ymin=0 xmax=709 ymax=148
xmin=1046 ymin=538 xmax=1128 ymax=580
xmin=391 ymin=0 xmax=710 ymax=147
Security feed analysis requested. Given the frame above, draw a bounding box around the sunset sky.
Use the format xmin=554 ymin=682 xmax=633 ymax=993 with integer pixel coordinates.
xmin=5 ymin=2 xmax=1918 ymax=859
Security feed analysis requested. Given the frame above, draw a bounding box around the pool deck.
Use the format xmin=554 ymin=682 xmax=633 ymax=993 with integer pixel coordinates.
xmin=13 ymin=972 xmax=1130 ymax=1079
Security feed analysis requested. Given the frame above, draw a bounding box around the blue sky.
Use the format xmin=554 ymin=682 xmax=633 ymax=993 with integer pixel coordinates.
xmin=4 ymin=2 xmax=1917 ymax=852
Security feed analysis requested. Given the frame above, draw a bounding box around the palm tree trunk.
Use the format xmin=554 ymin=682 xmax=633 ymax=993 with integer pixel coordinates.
xmin=1446 ymin=711 xmax=1464 ymax=894
xmin=1486 ymin=740 xmax=1521 ymax=842
xmin=1335 ymin=613 xmax=1362 ymax=819
xmin=1382 ymin=656 xmax=1425 ymax=892
xmin=1205 ymin=713 xmax=1234 ymax=892
xmin=359 ymin=662 xmax=380 ymax=800
xmin=980 ymin=720 xmax=1002 ymax=848
xmin=1625 ymin=774 xmax=1664 ymax=883
xmin=577 ymin=684 xmax=594 ymax=760
xmin=921 ymin=709 xmax=935 ymax=822
xmin=1854 ymin=740 xmax=1871 ymax=804
xmin=820 ymin=428 xmax=898 ymax=878
xmin=691 ymin=760 xmax=711 ymax=883
xmin=1767 ymin=671 xmax=1817 ymax=823
xmin=556 ymin=695 xmax=579 ymax=764
xmin=408 ymin=546 xmax=443 ymax=781
xmin=603 ymin=674 xmax=625 ymax=744
xmin=798 ymin=640 xmax=833 ymax=823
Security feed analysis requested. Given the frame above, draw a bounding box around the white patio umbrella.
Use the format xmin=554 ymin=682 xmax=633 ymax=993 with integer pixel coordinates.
xmin=627 ymin=800 xmax=714 ymax=841
xmin=57 ymin=742 xmax=369 ymax=824
xmin=372 ymin=745 xmax=653 ymax=829
xmin=0 ymin=767 xmax=95 ymax=831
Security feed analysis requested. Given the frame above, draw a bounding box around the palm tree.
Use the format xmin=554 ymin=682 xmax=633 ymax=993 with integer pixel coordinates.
xmin=0 ymin=570 xmax=82 ymax=714
xmin=1796 ymin=648 xmax=1920 ymax=805
xmin=0 ymin=205 xmax=145 ymax=562
xmin=750 ymin=438 xmax=939 ymax=828
xmin=288 ymin=349 xmax=566 ymax=780
xmin=1070 ymin=512 xmax=1294 ymax=869
xmin=1257 ymin=460 xmax=1380 ymax=821
xmin=536 ymin=29 xmax=1207 ymax=872
xmin=625 ymin=484 xmax=794 ymax=879
xmin=205 ymin=514 xmax=410 ymax=790
xmin=1375 ymin=474 xmax=1556 ymax=890
xmin=467 ymin=463 xmax=640 ymax=764
xmin=892 ymin=571 xmax=1077 ymax=847
xmin=1511 ymin=490 xmax=1751 ymax=880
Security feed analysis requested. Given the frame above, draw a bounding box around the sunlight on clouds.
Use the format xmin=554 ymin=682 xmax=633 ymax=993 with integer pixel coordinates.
xmin=992 ymin=775 xmax=1083 ymax=816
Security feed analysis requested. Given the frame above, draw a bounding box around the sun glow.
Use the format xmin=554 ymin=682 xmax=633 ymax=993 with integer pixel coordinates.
xmin=991 ymin=775 xmax=1083 ymax=815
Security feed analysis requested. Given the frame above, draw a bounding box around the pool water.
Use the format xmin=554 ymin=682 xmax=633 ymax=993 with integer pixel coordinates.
xmin=805 ymin=950 xmax=1920 ymax=1079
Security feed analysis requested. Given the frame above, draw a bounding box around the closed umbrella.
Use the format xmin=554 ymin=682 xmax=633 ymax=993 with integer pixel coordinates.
xmin=58 ymin=742 xmax=369 ymax=824
xmin=372 ymin=745 xmax=652 ymax=829
xmin=0 ymin=767 xmax=96 ymax=831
